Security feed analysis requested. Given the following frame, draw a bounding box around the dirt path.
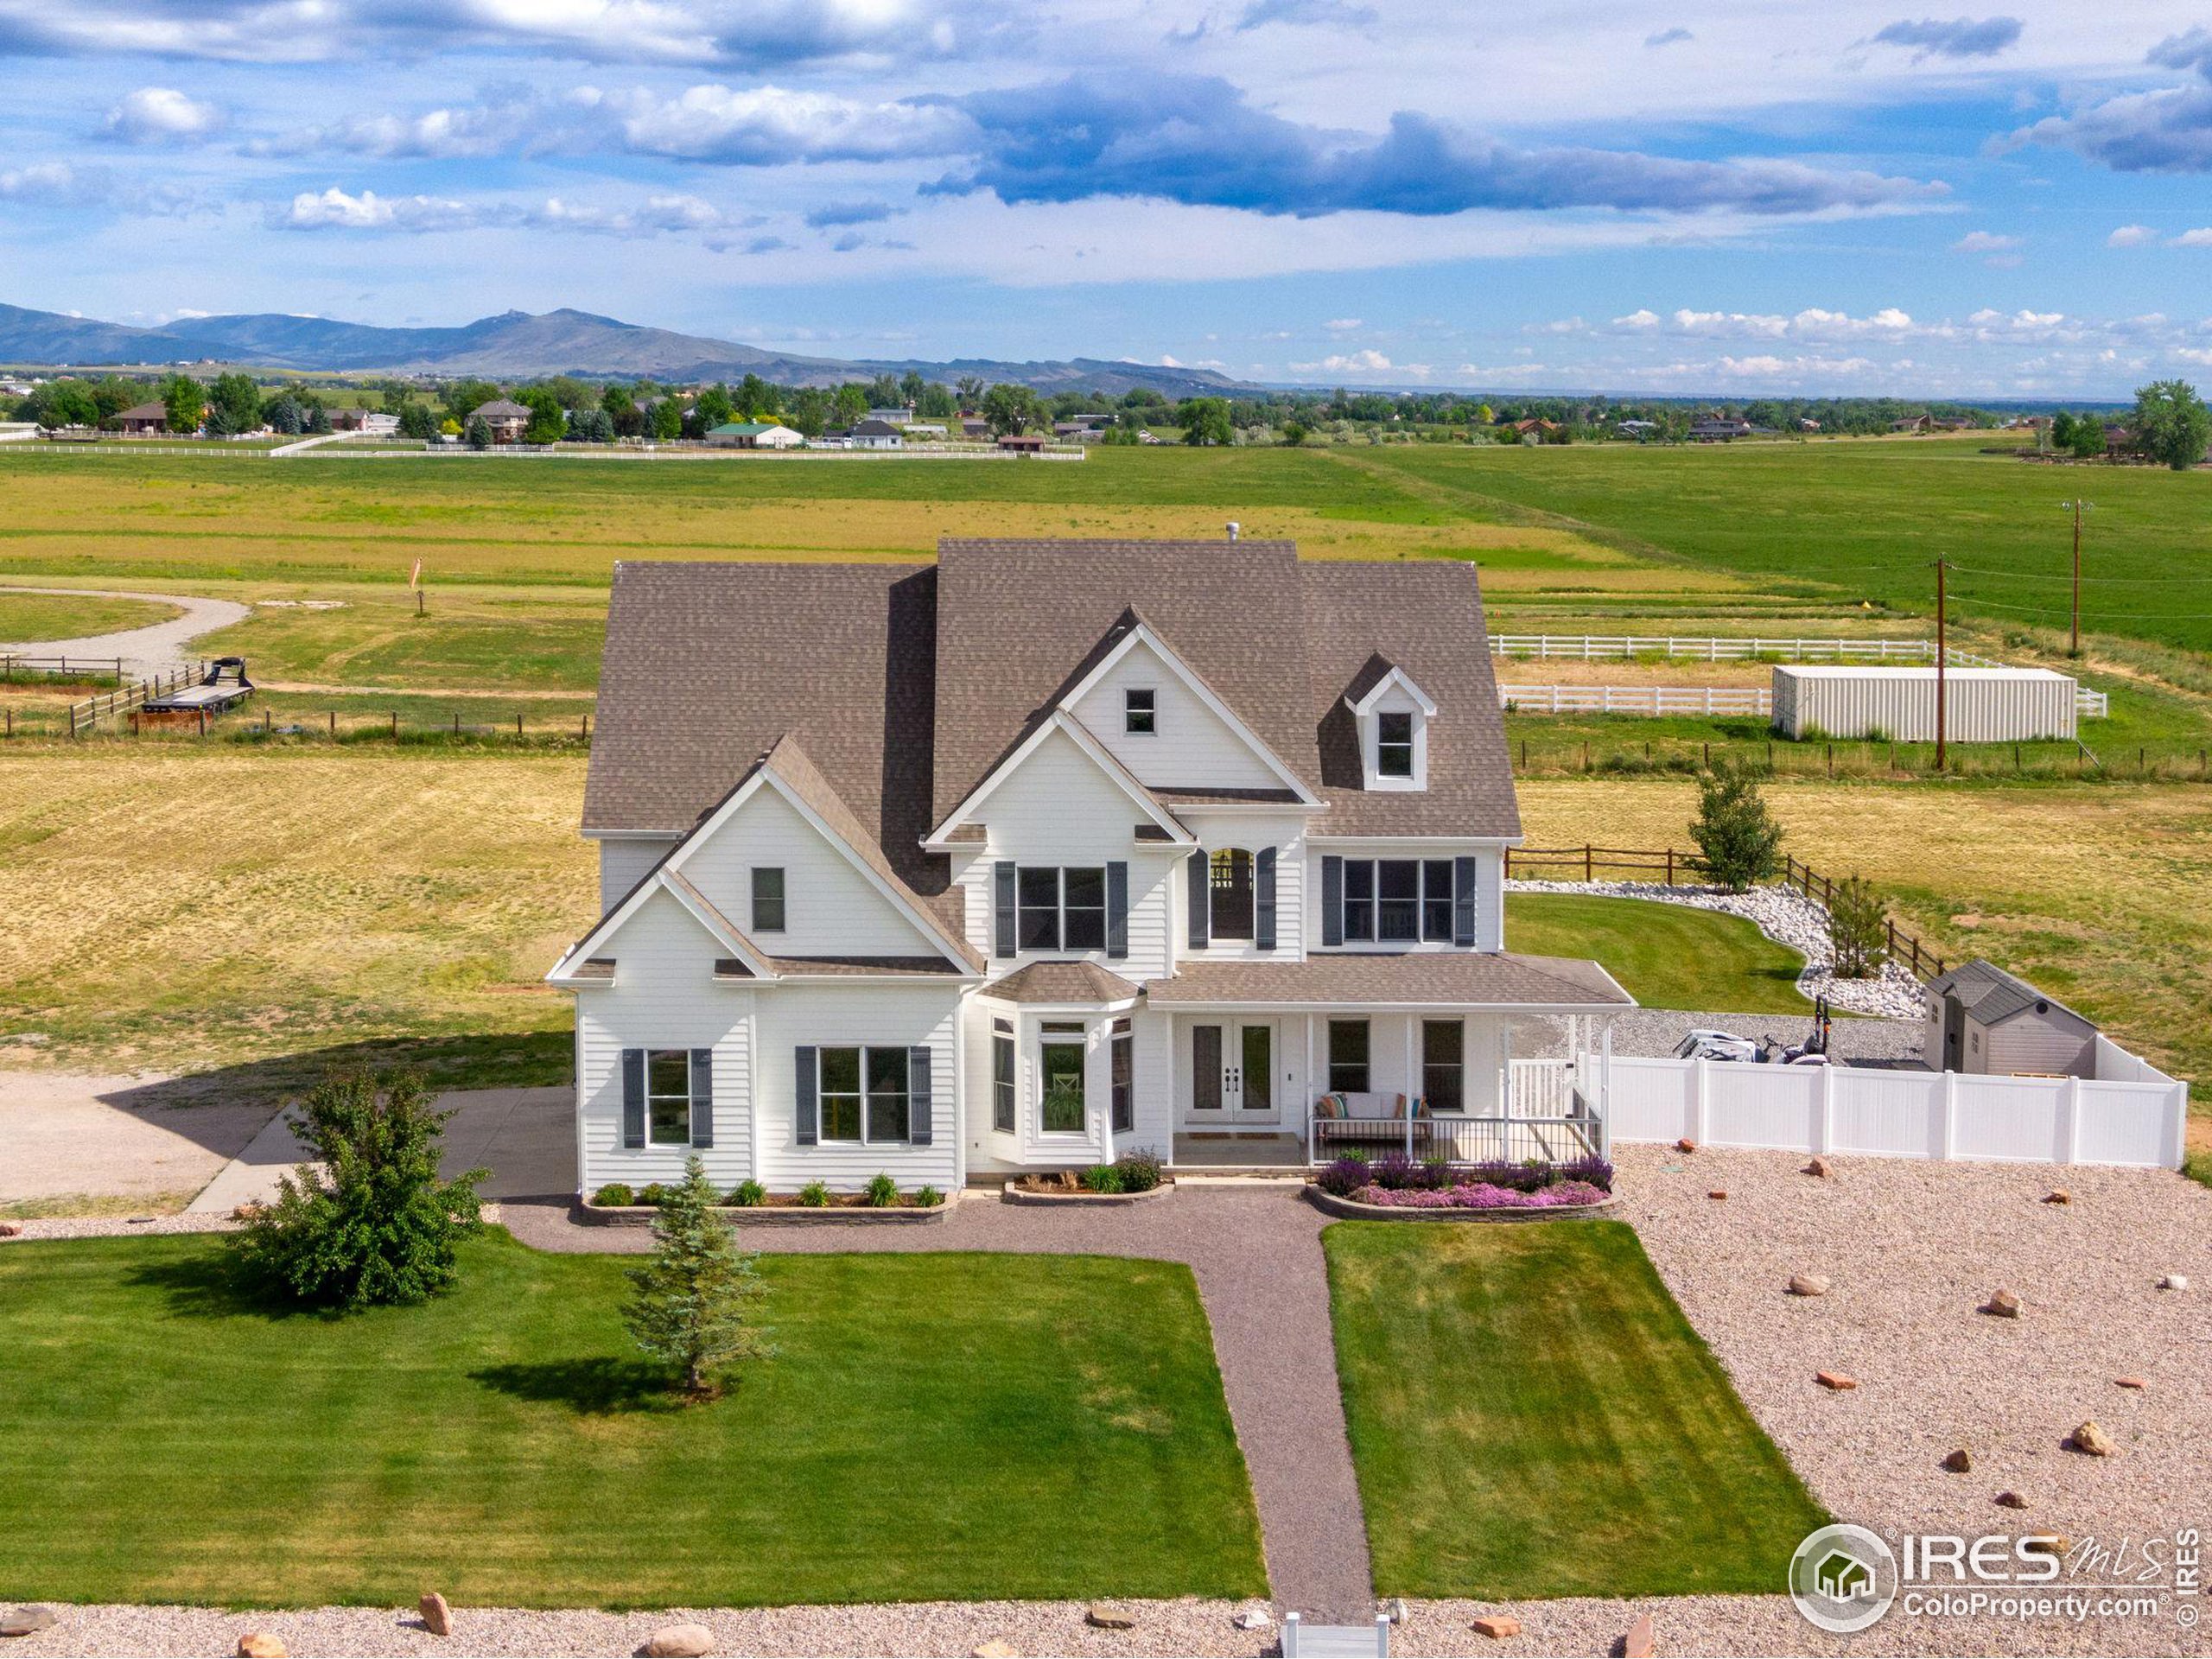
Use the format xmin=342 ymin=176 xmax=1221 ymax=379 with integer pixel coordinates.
xmin=0 ymin=584 xmax=249 ymax=677
xmin=505 ymin=1184 xmax=1376 ymax=1623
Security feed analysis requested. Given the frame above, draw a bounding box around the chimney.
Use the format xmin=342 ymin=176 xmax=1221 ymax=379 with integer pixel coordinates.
xmin=1226 ymin=521 xmax=1240 ymax=542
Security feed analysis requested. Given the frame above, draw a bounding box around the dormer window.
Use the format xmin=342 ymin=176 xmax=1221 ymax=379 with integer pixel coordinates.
xmin=1124 ymin=687 xmax=1156 ymax=734
xmin=1377 ymin=711 xmax=1414 ymax=778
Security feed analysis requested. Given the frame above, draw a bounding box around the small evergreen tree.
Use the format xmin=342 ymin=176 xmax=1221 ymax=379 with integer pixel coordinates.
xmin=236 ymin=1071 xmax=486 ymax=1309
xmin=1827 ymin=876 xmax=1889 ymax=979
xmin=1688 ymin=760 xmax=1784 ymax=892
xmin=623 ymin=1156 xmax=774 ymax=1398
xmin=464 ymin=411 xmax=493 ymax=449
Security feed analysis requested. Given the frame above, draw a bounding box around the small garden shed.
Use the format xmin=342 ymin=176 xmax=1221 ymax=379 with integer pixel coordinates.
xmin=1924 ymin=958 xmax=2097 ymax=1077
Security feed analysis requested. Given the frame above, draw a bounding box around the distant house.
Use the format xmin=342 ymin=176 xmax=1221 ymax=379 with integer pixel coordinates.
xmin=904 ymin=422 xmax=948 ymax=437
xmin=849 ymin=418 xmax=904 ymax=450
xmin=359 ymin=412 xmax=400 ymax=436
xmin=1501 ymin=417 xmax=1558 ymax=439
xmin=1797 ymin=417 xmax=1821 ymax=432
xmin=707 ymin=421 xmax=804 ymax=449
xmin=1890 ymin=414 xmax=1932 ymax=435
xmin=1617 ymin=419 xmax=1659 ymax=438
xmin=472 ymin=398 xmax=531 ymax=443
xmin=864 ymin=406 xmax=914 ymax=427
xmin=1689 ymin=417 xmax=1751 ymax=442
xmin=2103 ymin=424 xmax=2133 ymax=457
xmin=116 ymin=402 xmax=172 ymax=435
xmin=959 ymin=416 xmax=990 ymax=439
xmin=996 ymin=433 xmax=1047 ymax=453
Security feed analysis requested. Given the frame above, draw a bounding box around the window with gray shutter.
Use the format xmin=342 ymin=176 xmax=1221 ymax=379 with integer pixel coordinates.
xmin=1186 ymin=850 xmax=1210 ymax=950
xmin=794 ymin=1045 xmax=818 ymax=1146
xmin=1321 ymin=855 xmax=1344 ymax=948
xmin=621 ymin=1048 xmax=645 ymax=1148
xmin=993 ymin=861 xmax=1017 ymax=957
xmin=1255 ymin=847 xmax=1277 ymax=950
xmin=689 ymin=1048 xmax=714 ymax=1147
xmin=1106 ymin=861 xmax=1128 ymax=959
xmin=1452 ymin=856 xmax=1478 ymax=947
xmin=908 ymin=1046 xmax=933 ymax=1145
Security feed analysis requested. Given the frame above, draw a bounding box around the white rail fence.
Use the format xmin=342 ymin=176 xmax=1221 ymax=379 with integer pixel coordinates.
xmin=1491 ymin=634 xmax=2005 ymax=666
xmin=1594 ymin=1052 xmax=2188 ymax=1170
xmin=1500 ymin=683 xmax=1771 ymax=717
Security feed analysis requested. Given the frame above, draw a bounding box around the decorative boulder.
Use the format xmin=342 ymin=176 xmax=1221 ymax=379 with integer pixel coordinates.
xmin=2069 ymin=1421 xmax=2114 ymax=1457
xmin=1471 ymin=1615 xmax=1522 ymax=1640
xmin=642 ymin=1624 xmax=714 ymax=1657
xmin=1232 ymin=1607 xmax=1274 ymax=1631
xmin=1622 ymin=1612 xmax=1656 ymax=1659
xmin=0 ymin=1223 xmax=21 ymax=1239
xmin=1983 ymin=1288 xmax=2023 ymax=1319
xmin=2042 ymin=1190 xmax=2071 ymax=1205
xmin=1379 ymin=1599 xmax=1408 ymax=1625
xmin=1675 ymin=1138 xmax=1697 ymax=1154
xmin=236 ymin=1637 xmax=286 ymax=1659
xmin=2114 ymin=1376 xmax=2147 ymax=1390
xmin=1995 ymin=1491 xmax=2029 ymax=1510
xmin=2023 ymin=1535 xmax=2072 ymax=1560
xmin=2159 ymin=1274 xmax=2190 ymax=1292
xmin=1085 ymin=1606 xmax=1136 ymax=1630
xmin=418 ymin=1592 xmax=452 ymax=1637
xmin=1707 ymin=1190 xmax=1728 ymax=1201
xmin=1803 ymin=1157 xmax=1830 ymax=1179
xmin=1815 ymin=1370 xmax=1858 ymax=1390
xmin=0 ymin=1607 xmax=59 ymax=1637
xmin=1942 ymin=1448 xmax=1973 ymax=1473
xmin=972 ymin=1642 xmax=1019 ymax=1658
xmin=1788 ymin=1274 xmax=1831 ymax=1297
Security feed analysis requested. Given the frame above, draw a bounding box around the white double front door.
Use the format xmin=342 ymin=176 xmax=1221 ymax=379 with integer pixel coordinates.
xmin=1190 ymin=1020 xmax=1279 ymax=1125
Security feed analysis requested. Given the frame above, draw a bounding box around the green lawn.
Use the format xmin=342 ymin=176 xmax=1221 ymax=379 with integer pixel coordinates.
xmin=1325 ymin=1221 xmax=1827 ymax=1599
xmin=1506 ymin=891 xmax=1810 ymax=1015
xmin=0 ymin=1232 xmax=1264 ymax=1607
xmin=0 ymin=589 xmax=177 ymax=642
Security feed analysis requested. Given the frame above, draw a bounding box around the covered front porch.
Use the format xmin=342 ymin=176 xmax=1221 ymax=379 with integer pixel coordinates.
xmin=1144 ymin=953 xmax=1636 ymax=1170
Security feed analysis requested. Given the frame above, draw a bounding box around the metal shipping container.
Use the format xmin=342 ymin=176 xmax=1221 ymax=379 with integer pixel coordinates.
xmin=1770 ymin=665 xmax=2077 ymax=742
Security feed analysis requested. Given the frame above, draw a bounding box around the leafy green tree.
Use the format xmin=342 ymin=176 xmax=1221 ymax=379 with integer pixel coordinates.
xmin=914 ymin=380 xmax=957 ymax=419
xmin=1179 ymin=396 xmax=1233 ymax=447
xmin=955 ymin=374 xmax=986 ymax=405
xmin=623 ymin=1156 xmax=774 ymax=1398
xmin=29 ymin=379 xmax=99 ymax=429
xmin=600 ymin=382 xmax=639 ymax=437
xmin=2069 ymin=416 xmax=2107 ymax=461
xmin=1688 ymin=760 xmax=1785 ymax=893
xmin=1827 ymin=877 xmax=1889 ymax=979
xmin=692 ymin=384 xmax=734 ymax=434
xmin=2130 ymin=379 xmax=2211 ymax=470
xmin=785 ymin=385 xmax=830 ymax=437
xmin=1281 ymin=420 xmax=1309 ymax=447
xmin=831 ymin=382 xmax=868 ymax=428
xmin=866 ymin=372 xmax=902 ymax=407
xmin=981 ymin=381 xmax=1043 ymax=437
xmin=397 ymin=402 xmax=438 ymax=441
xmin=208 ymin=372 xmax=264 ymax=433
xmin=520 ymin=387 xmax=566 ymax=444
xmin=2050 ymin=410 xmax=2076 ymax=451
xmin=235 ymin=1071 xmax=486 ymax=1310
xmin=899 ymin=369 xmax=926 ymax=405
xmin=162 ymin=374 xmax=205 ymax=435
xmin=442 ymin=379 xmax=504 ymax=423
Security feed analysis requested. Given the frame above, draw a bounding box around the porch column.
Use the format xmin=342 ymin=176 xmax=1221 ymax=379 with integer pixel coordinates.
xmin=1302 ymin=1014 xmax=1315 ymax=1164
xmin=1599 ymin=1016 xmax=1615 ymax=1161
xmin=1403 ymin=1016 xmax=1415 ymax=1156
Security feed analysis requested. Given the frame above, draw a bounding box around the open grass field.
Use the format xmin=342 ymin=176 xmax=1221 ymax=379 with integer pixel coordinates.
xmin=1504 ymin=893 xmax=1809 ymax=1015
xmin=0 ymin=589 xmax=177 ymax=642
xmin=1326 ymin=1220 xmax=1827 ymax=1599
xmin=0 ymin=1231 xmax=1263 ymax=1607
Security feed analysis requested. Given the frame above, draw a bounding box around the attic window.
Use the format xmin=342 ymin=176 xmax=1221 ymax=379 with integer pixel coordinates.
xmin=1377 ymin=711 xmax=1414 ymax=778
xmin=1125 ymin=688 xmax=1156 ymax=735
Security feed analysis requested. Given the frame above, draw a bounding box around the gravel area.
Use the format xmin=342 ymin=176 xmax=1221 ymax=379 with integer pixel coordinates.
xmin=1616 ymin=1143 xmax=2212 ymax=1556
xmin=1 ymin=1211 xmax=241 ymax=1242
xmin=1509 ymin=878 xmax=1929 ymax=1019
xmin=1515 ymin=1007 xmax=1927 ymax=1067
xmin=0 ymin=583 xmax=249 ymax=677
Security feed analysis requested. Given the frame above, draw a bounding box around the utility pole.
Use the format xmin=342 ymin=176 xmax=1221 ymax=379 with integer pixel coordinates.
xmin=1934 ymin=556 xmax=1951 ymax=772
xmin=2060 ymin=499 xmax=2092 ymax=656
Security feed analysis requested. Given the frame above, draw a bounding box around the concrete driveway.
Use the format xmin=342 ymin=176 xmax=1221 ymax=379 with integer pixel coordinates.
xmin=0 ymin=1071 xmax=276 ymax=1213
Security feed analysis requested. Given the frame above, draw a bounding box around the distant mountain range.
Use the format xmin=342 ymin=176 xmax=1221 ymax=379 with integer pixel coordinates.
xmin=0 ymin=303 xmax=1254 ymax=397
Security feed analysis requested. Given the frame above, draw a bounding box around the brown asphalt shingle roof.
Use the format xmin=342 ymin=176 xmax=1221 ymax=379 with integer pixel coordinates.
xmin=1142 ymin=953 xmax=1632 ymax=1008
xmin=982 ymin=961 xmax=1144 ymax=1004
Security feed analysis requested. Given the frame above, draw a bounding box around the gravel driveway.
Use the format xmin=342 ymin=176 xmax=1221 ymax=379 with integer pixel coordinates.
xmin=0 ymin=584 xmax=249 ymax=677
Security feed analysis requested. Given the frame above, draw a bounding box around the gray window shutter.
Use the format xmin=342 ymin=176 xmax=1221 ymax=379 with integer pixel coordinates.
xmin=994 ymin=861 xmax=1017 ymax=957
xmin=620 ymin=1048 xmax=645 ymax=1148
xmin=908 ymin=1046 xmax=933 ymax=1145
xmin=1106 ymin=861 xmax=1128 ymax=959
xmin=1255 ymin=847 xmax=1277 ymax=951
xmin=1321 ymin=855 xmax=1344 ymax=948
xmin=1453 ymin=856 xmax=1478 ymax=947
xmin=1186 ymin=850 xmax=1210 ymax=950
xmin=795 ymin=1045 xmax=817 ymax=1146
xmin=689 ymin=1047 xmax=715 ymax=1147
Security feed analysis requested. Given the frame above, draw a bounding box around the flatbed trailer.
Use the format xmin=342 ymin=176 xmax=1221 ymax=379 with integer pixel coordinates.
xmin=143 ymin=657 xmax=252 ymax=715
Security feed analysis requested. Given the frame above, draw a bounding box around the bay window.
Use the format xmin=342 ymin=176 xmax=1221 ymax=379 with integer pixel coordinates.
xmin=1039 ymin=1022 xmax=1088 ymax=1133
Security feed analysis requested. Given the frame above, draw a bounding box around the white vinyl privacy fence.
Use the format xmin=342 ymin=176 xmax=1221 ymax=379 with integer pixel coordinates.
xmin=1594 ymin=1050 xmax=2189 ymax=1170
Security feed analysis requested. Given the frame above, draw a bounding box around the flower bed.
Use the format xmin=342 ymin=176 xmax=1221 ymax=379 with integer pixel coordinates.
xmin=1315 ymin=1152 xmax=1614 ymax=1199
xmin=1003 ymin=1149 xmax=1171 ymax=1205
xmin=1351 ymin=1179 xmax=1610 ymax=1209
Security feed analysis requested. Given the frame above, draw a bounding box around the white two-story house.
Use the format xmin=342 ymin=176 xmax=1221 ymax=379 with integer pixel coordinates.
xmin=550 ymin=537 xmax=1631 ymax=1194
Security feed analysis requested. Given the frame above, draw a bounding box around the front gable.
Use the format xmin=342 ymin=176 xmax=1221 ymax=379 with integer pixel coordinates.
xmin=1068 ymin=632 xmax=1297 ymax=793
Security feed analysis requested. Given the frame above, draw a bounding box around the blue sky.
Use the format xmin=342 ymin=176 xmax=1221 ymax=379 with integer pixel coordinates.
xmin=5 ymin=0 xmax=2212 ymax=396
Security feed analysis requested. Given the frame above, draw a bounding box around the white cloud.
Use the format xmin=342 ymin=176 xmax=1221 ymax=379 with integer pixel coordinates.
xmin=280 ymin=185 xmax=736 ymax=239
xmin=0 ymin=161 xmax=86 ymax=200
xmin=1324 ymin=317 xmax=1362 ymax=331
xmin=105 ymin=86 xmax=226 ymax=144
xmin=283 ymin=187 xmax=477 ymax=231
xmin=1612 ymin=308 xmax=1661 ymax=329
xmin=2107 ymin=224 xmax=2159 ymax=247
xmin=594 ymin=83 xmax=974 ymax=164
xmin=1290 ymin=347 xmax=1393 ymax=372
xmin=1951 ymin=230 xmax=2020 ymax=253
xmin=2174 ymin=227 xmax=2212 ymax=246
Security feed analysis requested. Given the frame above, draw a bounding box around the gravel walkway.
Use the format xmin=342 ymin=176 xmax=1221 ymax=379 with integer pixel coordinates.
xmin=0 ymin=585 xmax=249 ymax=677
xmin=506 ymin=1185 xmax=1375 ymax=1624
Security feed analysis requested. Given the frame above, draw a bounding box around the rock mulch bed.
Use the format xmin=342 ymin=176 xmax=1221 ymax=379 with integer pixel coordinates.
xmin=0 ymin=1212 xmax=241 ymax=1243
xmin=1508 ymin=878 xmax=1928 ymax=1019
xmin=1614 ymin=1144 xmax=2212 ymax=1551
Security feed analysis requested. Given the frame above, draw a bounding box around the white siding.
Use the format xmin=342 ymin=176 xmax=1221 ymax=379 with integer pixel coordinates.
xmin=1306 ymin=842 xmax=1507 ymax=953
xmin=1068 ymin=638 xmax=1287 ymax=791
xmin=679 ymin=784 xmax=939 ymax=958
xmin=575 ymin=889 xmax=753 ymax=1194
xmin=754 ymin=982 xmax=963 ymax=1192
xmin=1980 ymin=1014 xmax=2096 ymax=1079
xmin=597 ymin=837 xmax=676 ymax=911
xmin=1773 ymin=667 xmax=2077 ymax=742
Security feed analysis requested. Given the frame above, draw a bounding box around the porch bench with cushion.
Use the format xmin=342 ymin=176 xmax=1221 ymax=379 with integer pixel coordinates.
xmin=1311 ymin=1092 xmax=1446 ymax=1154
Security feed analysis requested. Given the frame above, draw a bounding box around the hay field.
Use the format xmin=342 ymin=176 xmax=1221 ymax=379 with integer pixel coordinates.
xmin=0 ymin=748 xmax=593 ymax=1083
xmin=1520 ymin=778 xmax=2212 ymax=1129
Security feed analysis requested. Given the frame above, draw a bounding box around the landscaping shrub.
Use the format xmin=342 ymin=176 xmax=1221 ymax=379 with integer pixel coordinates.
xmin=726 ymin=1179 xmax=766 ymax=1207
xmin=798 ymin=1180 xmax=831 ymax=1208
xmin=915 ymin=1184 xmax=945 ymax=1207
xmin=623 ymin=1155 xmax=775 ymax=1398
xmin=1082 ymin=1163 xmax=1126 ymax=1194
xmin=865 ymin=1173 xmax=899 ymax=1208
xmin=1318 ymin=1157 xmax=1373 ymax=1197
xmin=594 ymin=1182 xmax=635 ymax=1208
xmin=1827 ymin=875 xmax=1889 ymax=979
xmin=234 ymin=1069 xmax=486 ymax=1311
xmin=1114 ymin=1147 xmax=1165 ymax=1192
xmin=634 ymin=1183 xmax=672 ymax=1208
xmin=1689 ymin=760 xmax=1785 ymax=892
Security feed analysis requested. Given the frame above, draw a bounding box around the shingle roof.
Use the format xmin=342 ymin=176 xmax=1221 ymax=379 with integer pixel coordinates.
xmin=1929 ymin=957 xmax=2093 ymax=1030
xmin=982 ymin=961 xmax=1143 ymax=1004
xmin=474 ymin=398 xmax=531 ymax=420
xmin=1142 ymin=953 xmax=1632 ymax=1008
